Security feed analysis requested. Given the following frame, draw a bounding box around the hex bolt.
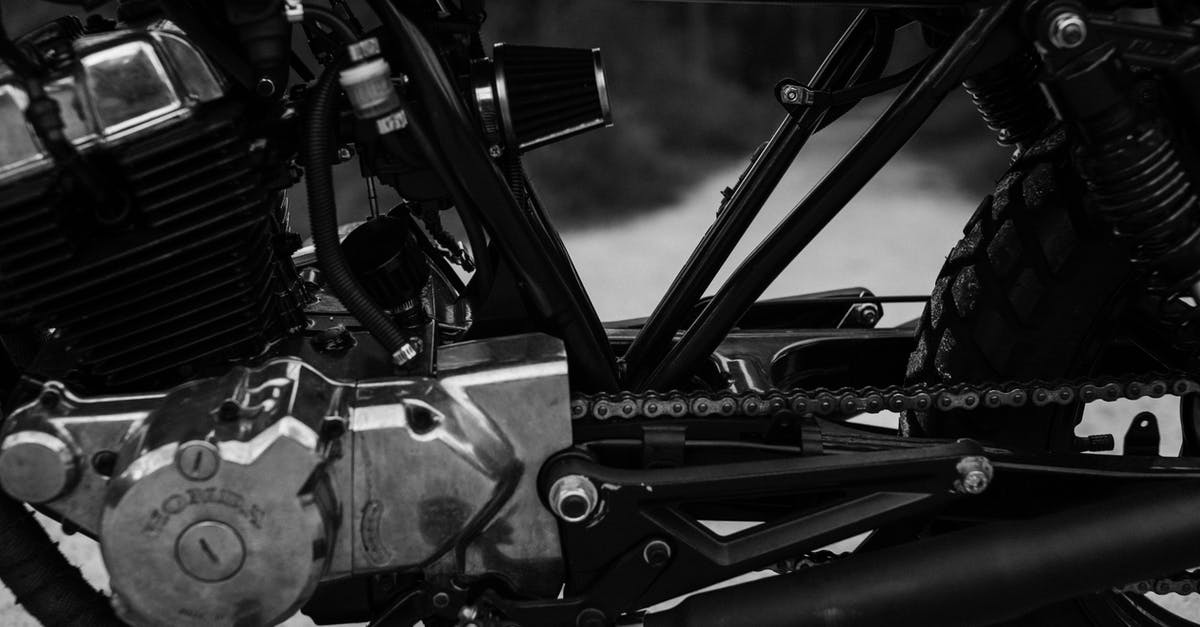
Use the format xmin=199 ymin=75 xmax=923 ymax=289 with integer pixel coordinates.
xmin=780 ymin=84 xmax=801 ymax=103
xmin=176 ymin=441 xmax=220 ymax=482
xmin=642 ymin=539 xmax=672 ymax=567
xmin=954 ymin=455 xmax=993 ymax=495
xmin=1048 ymin=12 xmax=1087 ymax=50
xmin=548 ymin=474 xmax=599 ymax=523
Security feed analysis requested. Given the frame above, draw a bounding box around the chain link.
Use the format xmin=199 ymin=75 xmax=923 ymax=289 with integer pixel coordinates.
xmin=575 ymin=372 xmax=1200 ymax=594
xmin=572 ymin=373 xmax=1198 ymax=422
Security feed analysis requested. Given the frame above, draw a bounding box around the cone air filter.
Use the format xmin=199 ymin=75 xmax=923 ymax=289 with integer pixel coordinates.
xmin=472 ymin=44 xmax=612 ymax=153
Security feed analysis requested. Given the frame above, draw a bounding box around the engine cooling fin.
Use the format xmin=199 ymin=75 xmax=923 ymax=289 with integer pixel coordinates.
xmin=0 ymin=109 xmax=306 ymax=388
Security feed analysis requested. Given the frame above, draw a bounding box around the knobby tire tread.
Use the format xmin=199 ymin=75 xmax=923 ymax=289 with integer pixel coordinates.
xmin=905 ymin=126 xmax=1132 ymax=449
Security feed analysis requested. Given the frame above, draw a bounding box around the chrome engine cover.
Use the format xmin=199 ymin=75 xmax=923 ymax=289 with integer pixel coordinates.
xmin=0 ymin=333 xmax=571 ymax=627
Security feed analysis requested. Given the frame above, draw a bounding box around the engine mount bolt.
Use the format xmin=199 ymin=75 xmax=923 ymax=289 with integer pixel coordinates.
xmin=1048 ymin=12 xmax=1087 ymax=50
xmin=548 ymin=474 xmax=599 ymax=523
xmin=175 ymin=521 xmax=246 ymax=582
xmin=0 ymin=431 xmax=79 ymax=503
xmin=953 ymin=455 xmax=994 ymax=495
xmin=176 ymin=441 xmax=220 ymax=482
xmin=642 ymin=539 xmax=672 ymax=567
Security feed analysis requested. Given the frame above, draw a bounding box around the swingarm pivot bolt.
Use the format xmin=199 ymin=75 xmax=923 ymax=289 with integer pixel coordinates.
xmin=1048 ymin=12 xmax=1088 ymax=50
xmin=548 ymin=474 xmax=599 ymax=523
xmin=953 ymin=455 xmax=993 ymax=495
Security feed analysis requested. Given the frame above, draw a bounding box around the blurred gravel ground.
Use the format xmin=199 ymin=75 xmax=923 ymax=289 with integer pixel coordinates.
xmin=4 ymin=99 xmax=1199 ymax=624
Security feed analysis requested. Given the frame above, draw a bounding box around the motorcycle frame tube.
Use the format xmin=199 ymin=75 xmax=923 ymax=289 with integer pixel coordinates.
xmin=622 ymin=10 xmax=881 ymax=390
xmin=644 ymin=479 xmax=1200 ymax=627
xmin=365 ymin=0 xmax=620 ymax=392
xmin=640 ymin=0 xmax=1017 ymax=390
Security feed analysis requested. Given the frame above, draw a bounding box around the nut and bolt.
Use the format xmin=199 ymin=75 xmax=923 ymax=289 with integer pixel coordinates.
xmin=488 ymin=145 xmax=504 ymax=158
xmin=336 ymin=146 xmax=355 ymax=163
xmin=780 ymin=84 xmax=802 ymax=103
xmin=548 ymin=474 xmax=599 ymax=523
xmin=176 ymin=441 xmax=220 ymax=482
xmin=954 ymin=455 xmax=993 ymax=495
xmin=849 ymin=302 xmax=881 ymax=327
xmin=642 ymin=539 xmax=672 ymax=567
xmin=1048 ymin=12 xmax=1087 ymax=50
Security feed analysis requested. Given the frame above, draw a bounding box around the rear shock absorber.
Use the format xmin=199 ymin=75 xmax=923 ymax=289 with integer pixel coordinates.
xmin=963 ymin=50 xmax=1055 ymax=148
xmin=1038 ymin=5 xmax=1200 ymax=333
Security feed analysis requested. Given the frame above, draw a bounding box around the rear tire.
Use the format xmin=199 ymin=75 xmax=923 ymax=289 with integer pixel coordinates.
xmin=903 ymin=126 xmax=1132 ymax=451
xmin=902 ymin=126 xmax=1198 ymax=625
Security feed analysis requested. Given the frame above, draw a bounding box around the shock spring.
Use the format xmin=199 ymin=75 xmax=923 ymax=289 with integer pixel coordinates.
xmin=1079 ymin=121 xmax=1200 ymax=301
xmin=963 ymin=51 xmax=1054 ymax=148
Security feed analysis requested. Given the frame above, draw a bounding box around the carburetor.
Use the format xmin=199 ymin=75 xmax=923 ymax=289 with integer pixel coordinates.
xmin=0 ymin=334 xmax=571 ymax=626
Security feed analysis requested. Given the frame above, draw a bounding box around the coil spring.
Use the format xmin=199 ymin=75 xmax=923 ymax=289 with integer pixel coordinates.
xmin=1079 ymin=121 xmax=1200 ymax=340
xmin=963 ymin=52 xmax=1054 ymax=148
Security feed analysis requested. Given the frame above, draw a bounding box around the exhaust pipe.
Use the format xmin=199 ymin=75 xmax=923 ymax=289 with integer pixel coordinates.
xmin=645 ymin=480 xmax=1200 ymax=627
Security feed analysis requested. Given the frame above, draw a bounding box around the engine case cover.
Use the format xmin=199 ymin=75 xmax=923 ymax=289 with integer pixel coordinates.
xmin=0 ymin=333 xmax=571 ymax=626
xmin=101 ymin=361 xmax=338 ymax=626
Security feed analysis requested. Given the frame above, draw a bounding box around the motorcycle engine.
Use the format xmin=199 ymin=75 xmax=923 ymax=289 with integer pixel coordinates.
xmin=0 ymin=20 xmax=306 ymax=389
xmin=0 ymin=17 xmax=572 ymax=627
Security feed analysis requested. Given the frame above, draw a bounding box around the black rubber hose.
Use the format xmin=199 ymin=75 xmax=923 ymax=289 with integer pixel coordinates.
xmin=305 ymin=56 xmax=411 ymax=358
xmin=0 ymin=495 xmax=121 ymax=626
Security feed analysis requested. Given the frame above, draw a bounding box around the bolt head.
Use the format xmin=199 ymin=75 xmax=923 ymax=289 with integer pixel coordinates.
xmin=488 ymin=145 xmax=504 ymax=158
xmin=642 ymin=539 xmax=672 ymax=566
xmin=954 ymin=455 xmax=993 ymax=495
xmin=781 ymin=86 xmax=801 ymax=102
xmin=549 ymin=474 xmax=598 ymax=523
xmin=1048 ymin=12 xmax=1087 ymax=49
xmin=432 ymin=592 xmax=450 ymax=608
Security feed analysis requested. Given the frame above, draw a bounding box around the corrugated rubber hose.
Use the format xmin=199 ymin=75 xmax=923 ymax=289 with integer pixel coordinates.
xmin=305 ymin=54 xmax=411 ymax=358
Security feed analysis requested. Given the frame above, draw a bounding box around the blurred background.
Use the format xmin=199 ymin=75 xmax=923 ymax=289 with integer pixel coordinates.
xmin=6 ymin=1 xmax=1194 ymax=625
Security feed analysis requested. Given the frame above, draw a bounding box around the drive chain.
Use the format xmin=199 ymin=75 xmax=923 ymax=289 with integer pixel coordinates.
xmin=571 ymin=373 xmax=1199 ymax=422
xmin=576 ymin=372 xmax=1200 ymax=595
